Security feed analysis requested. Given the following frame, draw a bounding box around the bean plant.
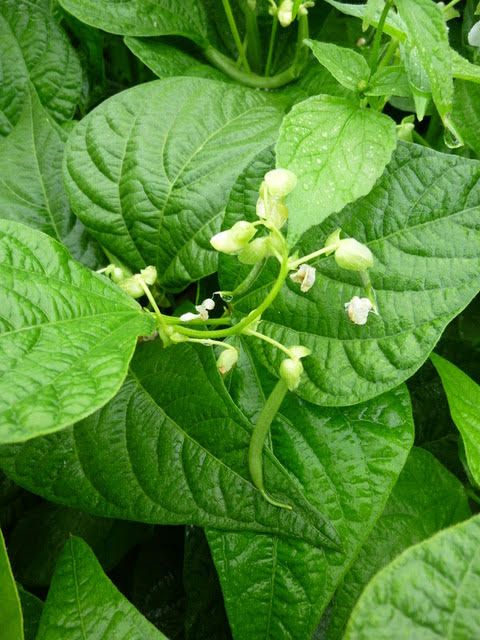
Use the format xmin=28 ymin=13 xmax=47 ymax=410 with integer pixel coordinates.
xmin=0 ymin=0 xmax=480 ymax=639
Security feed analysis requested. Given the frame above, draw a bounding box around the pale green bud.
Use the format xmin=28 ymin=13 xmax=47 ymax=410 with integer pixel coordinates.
xmin=396 ymin=116 xmax=415 ymax=142
xmin=217 ymin=348 xmax=239 ymax=375
xmin=119 ymin=275 xmax=144 ymax=298
xmin=289 ymin=345 xmax=311 ymax=359
xmin=278 ymin=0 xmax=294 ymax=26
xmin=210 ymin=221 xmax=256 ymax=255
xmin=335 ymin=238 xmax=373 ymax=271
xmin=468 ymin=21 xmax=480 ymax=47
xmin=280 ymin=358 xmax=303 ymax=391
xmin=264 ymin=168 xmax=297 ymax=198
xmin=140 ymin=265 xmax=157 ymax=285
xmin=238 ymin=237 xmax=269 ymax=264
xmin=324 ymin=228 xmax=342 ymax=255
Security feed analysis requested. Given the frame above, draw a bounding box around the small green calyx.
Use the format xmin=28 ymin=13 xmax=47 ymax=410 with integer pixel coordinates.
xmin=118 ymin=266 xmax=158 ymax=299
xmin=334 ymin=238 xmax=374 ymax=271
xmin=238 ymin=237 xmax=270 ymax=264
xmin=323 ymin=228 xmax=342 ymax=255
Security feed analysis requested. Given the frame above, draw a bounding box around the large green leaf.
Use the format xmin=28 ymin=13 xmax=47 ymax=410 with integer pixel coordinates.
xmin=276 ymin=95 xmax=397 ymax=245
xmin=431 ymin=353 xmax=480 ymax=486
xmin=124 ymin=38 xmax=228 ymax=82
xmin=0 ymin=220 xmax=156 ymax=444
xmin=453 ymin=81 xmax=480 ymax=157
xmin=36 ymin=536 xmax=168 ymax=639
xmin=395 ymin=0 xmax=453 ymax=121
xmin=304 ymin=40 xmax=371 ymax=92
xmin=17 ymin=585 xmax=43 ymax=640
xmin=0 ymin=526 xmax=23 ymax=640
xmin=206 ymin=339 xmax=414 ymax=640
xmin=59 ymin=0 xmax=209 ymax=45
xmin=325 ymin=447 xmax=471 ymax=640
xmin=0 ymin=84 xmax=102 ymax=269
xmin=0 ymin=0 xmax=82 ymax=137
xmin=0 ymin=342 xmax=341 ymax=548
xmin=221 ymin=142 xmax=480 ymax=406
xmin=344 ymin=514 xmax=480 ymax=639
xmin=63 ymin=77 xmax=286 ymax=291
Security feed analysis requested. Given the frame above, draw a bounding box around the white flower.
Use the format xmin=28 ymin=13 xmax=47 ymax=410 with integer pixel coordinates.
xmin=179 ymin=312 xmax=201 ymax=322
xmin=344 ymin=296 xmax=375 ymax=325
xmin=290 ymin=263 xmax=316 ymax=292
xmin=278 ymin=0 xmax=294 ymax=26
xmin=179 ymin=298 xmax=215 ymax=322
xmin=264 ymin=168 xmax=297 ymax=198
xmin=210 ymin=221 xmax=256 ymax=255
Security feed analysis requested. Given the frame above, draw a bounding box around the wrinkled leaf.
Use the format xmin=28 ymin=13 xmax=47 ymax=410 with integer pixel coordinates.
xmin=36 ymin=536 xmax=168 ymax=639
xmin=453 ymin=81 xmax=480 ymax=157
xmin=0 ymin=220 xmax=156 ymax=444
xmin=277 ymin=94 xmax=396 ymax=245
xmin=325 ymin=447 xmax=471 ymax=639
xmin=0 ymin=526 xmax=23 ymax=640
xmin=344 ymin=514 xmax=480 ymax=639
xmin=63 ymin=77 xmax=286 ymax=291
xmin=0 ymin=342 xmax=341 ymax=549
xmin=0 ymin=0 xmax=82 ymax=136
xmin=0 ymin=84 xmax=102 ymax=269
xmin=431 ymin=353 xmax=480 ymax=486
xmin=223 ymin=142 xmax=480 ymax=406
xmin=206 ymin=339 xmax=414 ymax=640
xmin=59 ymin=0 xmax=209 ymax=45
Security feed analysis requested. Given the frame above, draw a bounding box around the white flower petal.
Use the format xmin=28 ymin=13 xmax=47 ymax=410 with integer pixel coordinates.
xmin=344 ymin=296 xmax=374 ymax=325
xmin=290 ymin=263 xmax=316 ymax=292
xmin=179 ymin=312 xmax=201 ymax=322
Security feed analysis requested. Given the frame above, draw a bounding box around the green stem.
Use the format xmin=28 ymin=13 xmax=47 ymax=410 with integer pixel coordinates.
xmin=359 ymin=270 xmax=377 ymax=311
xmin=231 ymin=261 xmax=264 ymax=298
xmin=203 ymin=46 xmax=298 ymax=88
xmin=443 ymin=0 xmax=461 ymax=11
xmin=245 ymin=329 xmax=295 ymax=359
xmin=412 ymin=130 xmax=432 ymax=148
xmin=166 ymin=316 xmax=232 ymax=326
xmin=221 ymin=0 xmax=251 ymax=71
xmin=244 ymin=1 xmax=262 ymax=73
xmin=248 ymin=379 xmax=291 ymax=509
xmin=377 ymin=37 xmax=399 ymax=70
xmin=294 ymin=13 xmax=309 ymax=71
xmin=186 ymin=337 xmax=237 ymax=351
xmin=265 ymin=14 xmax=278 ymax=76
xmin=465 ymin=487 xmax=480 ymax=506
xmin=175 ymin=230 xmax=289 ymax=340
xmin=369 ymin=0 xmax=393 ymax=76
xmin=138 ymin=279 xmax=168 ymax=332
xmin=288 ymin=244 xmax=332 ymax=269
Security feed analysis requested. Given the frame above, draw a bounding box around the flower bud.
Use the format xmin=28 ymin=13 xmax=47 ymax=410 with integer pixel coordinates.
xmin=335 ymin=238 xmax=373 ymax=271
xmin=264 ymin=168 xmax=297 ymax=198
xmin=289 ymin=345 xmax=311 ymax=359
xmin=109 ymin=266 xmax=125 ymax=283
xmin=210 ymin=221 xmax=256 ymax=255
xmin=278 ymin=0 xmax=294 ymax=26
xmin=468 ymin=21 xmax=480 ymax=47
xmin=140 ymin=265 xmax=157 ymax=285
xmin=119 ymin=275 xmax=144 ymax=298
xmin=217 ymin=348 xmax=239 ymax=375
xmin=238 ymin=237 xmax=269 ymax=265
xmin=280 ymin=358 xmax=303 ymax=391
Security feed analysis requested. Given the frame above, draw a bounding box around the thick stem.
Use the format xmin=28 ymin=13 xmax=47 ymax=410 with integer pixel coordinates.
xmin=203 ymin=46 xmax=298 ymax=88
xmin=244 ymin=2 xmax=262 ymax=72
xmin=377 ymin=37 xmax=399 ymax=70
xmin=369 ymin=0 xmax=393 ymax=76
xmin=248 ymin=379 xmax=291 ymax=509
xmin=221 ymin=0 xmax=251 ymax=71
xmin=265 ymin=15 xmax=278 ymax=76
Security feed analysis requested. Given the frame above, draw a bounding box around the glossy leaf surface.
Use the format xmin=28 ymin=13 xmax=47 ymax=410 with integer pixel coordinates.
xmin=0 ymin=220 xmax=156 ymax=443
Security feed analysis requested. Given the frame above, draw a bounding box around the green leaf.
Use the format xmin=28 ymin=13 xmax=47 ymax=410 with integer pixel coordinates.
xmin=63 ymin=77 xmax=286 ymax=291
xmin=8 ymin=502 xmax=151 ymax=586
xmin=304 ymin=39 xmax=371 ymax=92
xmin=36 ymin=536 xmax=168 ymax=639
xmin=276 ymin=94 xmax=396 ymax=245
xmin=0 ymin=527 xmax=23 ymax=640
xmin=324 ymin=1 xmax=407 ymax=41
xmin=59 ymin=0 xmax=209 ymax=46
xmin=344 ymin=514 xmax=480 ymax=639
xmin=221 ymin=142 xmax=480 ymax=406
xmin=0 ymin=342 xmax=341 ymax=548
xmin=325 ymin=447 xmax=471 ymax=640
xmin=453 ymin=81 xmax=480 ymax=157
xmin=431 ymin=353 xmax=480 ymax=486
xmin=125 ymin=37 xmax=229 ymax=82
xmin=0 ymin=84 xmax=102 ymax=270
xmin=17 ymin=585 xmax=43 ymax=640
xmin=395 ymin=0 xmax=453 ymax=121
xmin=366 ymin=66 xmax=412 ymax=98
xmin=451 ymin=50 xmax=480 ymax=83
xmin=0 ymin=220 xmax=156 ymax=444
xmin=0 ymin=0 xmax=82 ymax=137
xmin=206 ymin=340 xmax=414 ymax=640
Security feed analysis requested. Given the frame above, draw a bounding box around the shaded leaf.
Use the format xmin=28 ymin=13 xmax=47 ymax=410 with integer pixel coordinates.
xmin=0 ymin=526 xmax=23 ymax=640
xmin=17 ymin=585 xmax=43 ymax=640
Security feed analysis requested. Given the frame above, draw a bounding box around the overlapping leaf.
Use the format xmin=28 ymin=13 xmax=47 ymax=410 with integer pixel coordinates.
xmin=344 ymin=514 xmax=480 ymax=639
xmin=0 ymin=0 xmax=82 ymax=136
xmin=0 ymin=220 xmax=156 ymax=444
xmin=63 ymin=77 xmax=287 ymax=291
xmin=0 ymin=342 xmax=341 ymax=548
xmin=325 ymin=447 xmax=471 ymax=639
xmin=206 ymin=339 xmax=414 ymax=640
xmin=0 ymin=84 xmax=102 ymax=269
xmin=221 ymin=142 xmax=480 ymax=406
xmin=36 ymin=536 xmax=168 ymax=639
xmin=0 ymin=527 xmax=23 ymax=640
